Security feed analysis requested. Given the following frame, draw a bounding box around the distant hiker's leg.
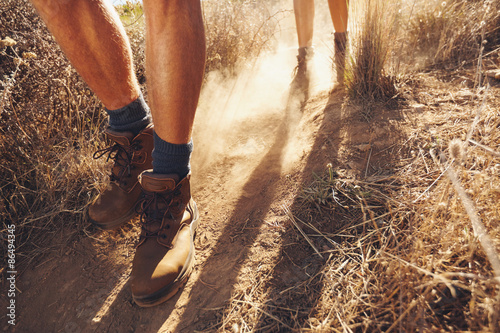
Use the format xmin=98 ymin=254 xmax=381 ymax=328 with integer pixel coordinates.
xmin=292 ymin=0 xmax=315 ymax=103
xmin=334 ymin=31 xmax=348 ymax=84
xmin=328 ymin=0 xmax=348 ymax=33
xmin=291 ymin=46 xmax=313 ymax=105
xmin=130 ymin=0 xmax=205 ymax=307
xmin=30 ymin=0 xmax=153 ymax=228
xmin=29 ymin=0 xmax=140 ymax=110
xmin=294 ymin=0 xmax=315 ymax=48
xmin=328 ymin=0 xmax=349 ymax=84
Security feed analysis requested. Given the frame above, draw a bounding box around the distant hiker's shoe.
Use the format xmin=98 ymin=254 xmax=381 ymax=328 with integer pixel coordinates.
xmin=290 ymin=46 xmax=314 ymax=104
xmin=334 ymin=32 xmax=348 ymax=85
xmin=130 ymin=171 xmax=199 ymax=307
xmin=88 ymin=124 xmax=154 ymax=229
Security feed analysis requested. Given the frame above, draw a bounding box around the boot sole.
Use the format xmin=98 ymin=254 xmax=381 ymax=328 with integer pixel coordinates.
xmin=88 ymin=205 xmax=137 ymax=230
xmin=132 ymin=201 xmax=200 ymax=307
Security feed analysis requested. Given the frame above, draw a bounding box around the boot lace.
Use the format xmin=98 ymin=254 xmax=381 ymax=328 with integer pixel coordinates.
xmin=93 ymin=140 xmax=143 ymax=185
xmin=136 ymin=185 xmax=183 ymax=240
xmin=292 ymin=55 xmax=306 ymax=78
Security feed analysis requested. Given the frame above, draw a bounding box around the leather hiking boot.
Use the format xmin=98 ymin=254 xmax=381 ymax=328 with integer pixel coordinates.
xmin=88 ymin=124 xmax=154 ymax=229
xmin=290 ymin=46 xmax=314 ymax=104
xmin=334 ymin=32 xmax=348 ymax=85
xmin=131 ymin=171 xmax=199 ymax=307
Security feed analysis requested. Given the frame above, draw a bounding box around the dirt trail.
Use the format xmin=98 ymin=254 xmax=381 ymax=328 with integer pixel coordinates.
xmin=10 ymin=46 xmax=405 ymax=332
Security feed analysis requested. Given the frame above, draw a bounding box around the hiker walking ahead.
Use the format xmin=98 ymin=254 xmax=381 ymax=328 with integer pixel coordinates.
xmin=291 ymin=0 xmax=349 ymax=98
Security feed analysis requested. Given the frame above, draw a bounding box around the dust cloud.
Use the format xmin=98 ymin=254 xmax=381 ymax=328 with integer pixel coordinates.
xmin=192 ymin=1 xmax=338 ymax=177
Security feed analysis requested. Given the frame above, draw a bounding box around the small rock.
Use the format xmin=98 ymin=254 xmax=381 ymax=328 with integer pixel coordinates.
xmin=356 ymin=143 xmax=371 ymax=152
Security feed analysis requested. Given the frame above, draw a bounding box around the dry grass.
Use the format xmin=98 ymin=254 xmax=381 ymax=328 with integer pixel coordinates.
xmin=207 ymin=0 xmax=500 ymax=331
xmin=280 ymin=1 xmax=499 ymax=330
xmin=345 ymin=0 xmax=399 ymax=105
xmin=209 ymin=74 xmax=500 ymax=331
xmin=405 ymin=0 xmax=500 ymax=69
xmin=203 ymin=0 xmax=283 ymax=76
xmin=345 ymin=0 xmax=500 ymax=107
xmin=0 ymin=0 xmax=108 ymax=266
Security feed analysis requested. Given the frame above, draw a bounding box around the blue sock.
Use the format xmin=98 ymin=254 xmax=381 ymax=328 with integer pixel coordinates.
xmin=105 ymin=93 xmax=151 ymax=136
xmin=152 ymin=131 xmax=193 ymax=178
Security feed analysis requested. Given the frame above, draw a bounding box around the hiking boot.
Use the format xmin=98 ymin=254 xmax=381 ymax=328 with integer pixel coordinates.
xmin=88 ymin=124 xmax=154 ymax=229
xmin=291 ymin=46 xmax=314 ymax=104
xmin=334 ymin=32 xmax=348 ymax=85
xmin=130 ymin=171 xmax=199 ymax=307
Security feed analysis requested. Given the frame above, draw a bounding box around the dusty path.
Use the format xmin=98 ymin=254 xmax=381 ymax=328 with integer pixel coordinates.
xmin=10 ymin=46 xmax=406 ymax=332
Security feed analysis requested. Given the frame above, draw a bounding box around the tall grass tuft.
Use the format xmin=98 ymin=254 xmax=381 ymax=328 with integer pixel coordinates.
xmin=344 ymin=0 xmax=398 ymax=105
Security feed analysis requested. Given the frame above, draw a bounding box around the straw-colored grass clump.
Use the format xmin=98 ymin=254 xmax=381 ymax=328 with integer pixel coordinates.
xmin=1 ymin=0 xmax=108 ymax=265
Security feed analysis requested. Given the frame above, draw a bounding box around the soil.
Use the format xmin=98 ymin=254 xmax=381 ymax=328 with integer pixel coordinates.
xmin=5 ymin=81 xmax=404 ymax=333
xmin=7 ymin=65 xmax=496 ymax=332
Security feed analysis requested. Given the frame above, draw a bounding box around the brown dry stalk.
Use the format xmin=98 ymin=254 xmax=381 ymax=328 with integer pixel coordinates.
xmin=283 ymin=204 xmax=324 ymax=259
xmin=465 ymin=84 xmax=490 ymax=145
xmin=234 ymin=300 xmax=295 ymax=331
xmin=468 ymin=139 xmax=500 ymax=158
xmin=432 ymin=150 xmax=500 ymax=282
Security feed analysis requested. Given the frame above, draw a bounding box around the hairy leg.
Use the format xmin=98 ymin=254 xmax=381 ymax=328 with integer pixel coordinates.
xmin=142 ymin=0 xmax=206 ymax=145
xmin=293 ymin=0 xmax=315 ymax=48
xmin=328 ymin=0 xmax=349 ymax=32
xmin=29 ymin=0 xmax=140 ymax=109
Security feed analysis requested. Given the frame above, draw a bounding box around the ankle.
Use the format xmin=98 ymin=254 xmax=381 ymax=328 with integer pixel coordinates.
xmin=298 ymin=46 xmax=314 ymax=63
xmin=151 ymin=132 xmax=193 ymax=179
xmin=106 ymin=93 xmax=151 ymax=136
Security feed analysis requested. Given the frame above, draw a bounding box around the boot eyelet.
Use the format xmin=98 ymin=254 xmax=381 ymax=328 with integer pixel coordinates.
xmin=160 ymin=234 xmax=167 ymax=239
xmin=165 ymin=224 xmax=170 ymax=230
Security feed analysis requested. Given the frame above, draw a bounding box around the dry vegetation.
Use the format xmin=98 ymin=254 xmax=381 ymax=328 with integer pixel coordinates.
xmin=286 ymin=90 xmax=500 ymax=331
xmin=345 ymin=0 xmax=399 ymax=104
xmin=202 ymin=0 xmax=283 ymax=76
xmin=278 ymin=0 xmax=500 ymax=330
xmin=209 ymin=0 xmax=500 ymax=331
xmin=0 ymin=0 xmax=107 ymax=266
xmin=1 ymin=0 xmax=500 ymax=331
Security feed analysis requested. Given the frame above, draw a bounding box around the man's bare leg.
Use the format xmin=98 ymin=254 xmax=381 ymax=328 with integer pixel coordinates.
xmin=293 ymin=0 xmax=315 ymax=48
xmin=129 ymin=0 xmax=205 ymax=306
xmin=29 ymin=0 xmax=140 ymax=109
xmin=142 ymin=0 xmax=205 ymax=145
xmin=31 ymin=0 xmax=206 ymax=306
xmin=30 ymin=0 xmax=152 ymax=229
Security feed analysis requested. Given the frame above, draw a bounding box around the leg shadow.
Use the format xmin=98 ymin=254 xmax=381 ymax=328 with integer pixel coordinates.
xmin=172 ymin=90 xmax=305 ymax=332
